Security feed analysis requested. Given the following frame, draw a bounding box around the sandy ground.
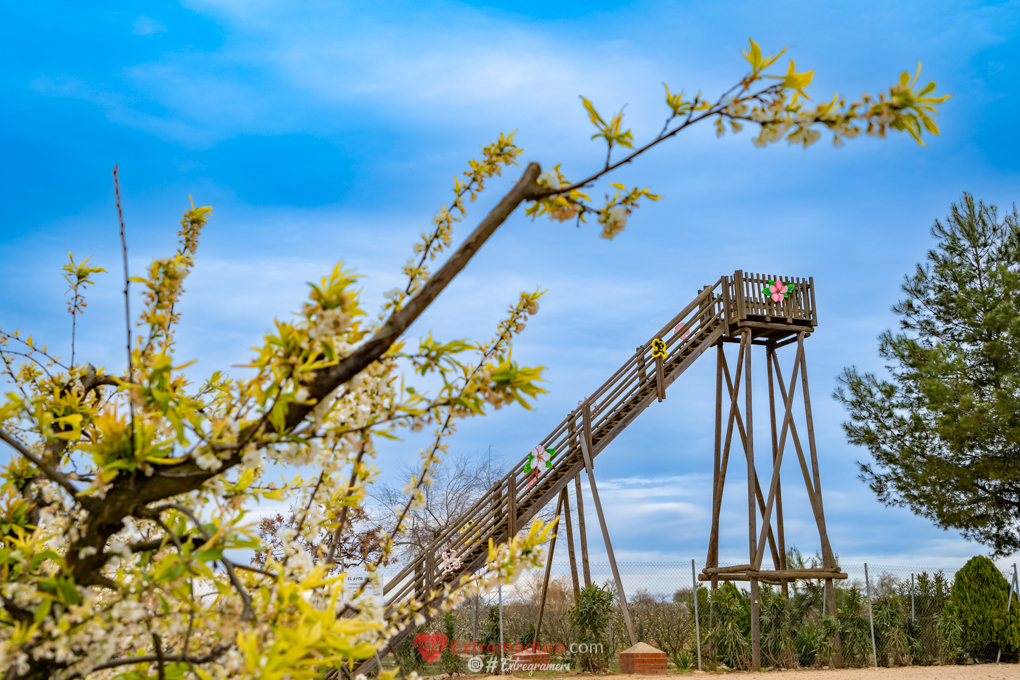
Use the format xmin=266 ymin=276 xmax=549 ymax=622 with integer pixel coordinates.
xmin=482 ymin=667 xmax=1020 ymax=680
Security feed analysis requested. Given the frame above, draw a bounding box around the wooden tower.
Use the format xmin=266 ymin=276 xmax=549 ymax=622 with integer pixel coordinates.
xmin=353 ymin=270 xmax=843 ymax=676
xmin=701 ymin=271 xmax=844 ymax=670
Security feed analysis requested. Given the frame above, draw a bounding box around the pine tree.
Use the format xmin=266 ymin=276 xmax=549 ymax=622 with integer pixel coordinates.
xmin=947 ymin=556 xmax=1019 ymax=660
xmin=836 ymin=194 xmax=1020 ymax=554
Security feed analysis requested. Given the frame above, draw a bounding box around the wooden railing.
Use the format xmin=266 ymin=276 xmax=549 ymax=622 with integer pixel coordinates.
xmin=359 ymin=271 xmax=815 ymax=669
xmin=729 ymin=270 xmax=816 ymax=326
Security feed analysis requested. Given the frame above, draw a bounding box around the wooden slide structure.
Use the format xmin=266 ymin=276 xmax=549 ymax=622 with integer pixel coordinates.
xmin=357 ymin=270 xmax=843 ymax=674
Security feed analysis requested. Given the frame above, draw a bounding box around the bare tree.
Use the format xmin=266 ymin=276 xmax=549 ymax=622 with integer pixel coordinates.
xmin=252 ymin=505 xmax=394 ymax=573
xmin=373 ymin=448 xmax=507 ymax=559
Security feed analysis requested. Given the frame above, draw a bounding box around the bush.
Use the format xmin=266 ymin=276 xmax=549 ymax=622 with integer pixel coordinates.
xmin=948 ymin=555 xmax=1020 ymax=660
xmin=760 ymin=585 xmax=796 ymax=668
xmin=479 ymin=605 xmax=502 ymax=659
xmin=873 ymin=590 xmax=911 ymax=666
xmin=569 ymin=584 xmax=614 ymax=672
xmin=709 ymin=582 xmax=750 ymax=669
xmin=394 ymin=625 xmax=428 ymax=675
xmin=912 ymin=570 xmax=952 ymax=664
xmin=440 ymin=611 xmax=465 ymax=674
xmin=836 ymin=587 xmax=872 ymax=667
xmin=795 ymin=623 xmax=824 ymax=667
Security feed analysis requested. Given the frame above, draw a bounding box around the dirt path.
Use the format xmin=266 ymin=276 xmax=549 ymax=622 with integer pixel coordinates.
xmin=485 ymin=666 xmax=1020 ymax=680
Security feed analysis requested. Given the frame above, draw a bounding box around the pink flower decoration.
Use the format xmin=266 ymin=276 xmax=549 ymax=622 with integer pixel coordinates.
xmin=673 ymin=322 xmax=690 ymax=340
xmin=531 ymin=446 xmax=550 ymax=468
xmin=768 ymin=279 xmax=788 ymax=303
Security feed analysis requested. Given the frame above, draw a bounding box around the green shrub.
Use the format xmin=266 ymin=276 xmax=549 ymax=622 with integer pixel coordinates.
xmin=836 ymin=587 xmax=872 ymax=667
xmin=937 ymin=601 xmax=963 ymax=664
xmin=759 ymin=586 xmax=796 ymax=668
xmin=479 ymin=605 xmax=502 ymax=662
xmin=912 ymin=570 xmax=952 ymax=664
xmin=569 ymin=584 xmax=613 ymax=672
xmin=393 ymin=624 xmax=428 ymax=675
xmin=873 ymin=590 xmax=911 ymax=666
xmin=440 ymin=611 xmax=465 ymax=674
xmin=795 ymin=623 xmax=824 ymax=667
xmin=948 ymin=556 xmax=1020 ymax=660
xmin=709 ymin=582 xmax=750 ymax=669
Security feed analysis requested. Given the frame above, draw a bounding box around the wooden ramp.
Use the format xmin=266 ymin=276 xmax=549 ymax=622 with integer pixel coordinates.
xmin=354 ymin=271 xmax=818 ymax=674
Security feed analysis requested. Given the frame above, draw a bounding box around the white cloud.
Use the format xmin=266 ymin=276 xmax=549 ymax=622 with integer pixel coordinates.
xmin=132 ymin=15 xmax=167 ymax=36
xmin=39 ymin=2 xmax=702 ymax=147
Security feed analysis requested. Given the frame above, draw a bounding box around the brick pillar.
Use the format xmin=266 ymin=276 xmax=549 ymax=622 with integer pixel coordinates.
xmin=618 ymin=641 xmax=668 ymax=675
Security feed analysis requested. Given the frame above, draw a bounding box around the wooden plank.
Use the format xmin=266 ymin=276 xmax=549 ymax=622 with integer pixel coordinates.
xmin=575 ymin=474 xmax=591 ymax=588
xmin=722 ymin=275 xmax=731 ymax=335
xmin=740 ymin=329 xmax=761 ymax=672
xmin=508 ymin=475 xmax=517 ymax=538
xmin=582 ymin=402 xmax=594 ymax=470
xmin=753 ymin=341 xmax=803 ymax=568
xmin=737 ymin=319 xmax=815 ymax=334
xmin=798 ymin=333 xmax=836 ymax=568
xmin=532 ymin=493 xmax=563 ymax=647
xmin=734 ymin=270 xmax=745 ymax=321
xmin=579 ymin=424 xmax=637 ymax=647
xmin=809 ymin=276 xmax=818 ymax=326
xmin=655 ymin=354 xmax=665 ymax=402
xmin=767 ymin=345 xmax=789 ymax=593
xmin=562 ymin=487 xmax=580 ymax=601
xmin=700 ymin=574 xmax=784 ymax=586
xmin=703 ymin=564 xmax=753 ymax=574
xmin=700 ymin=570 xmax=847 ymax=580
xmin=706 ymin=344 xmax=724 ymax=572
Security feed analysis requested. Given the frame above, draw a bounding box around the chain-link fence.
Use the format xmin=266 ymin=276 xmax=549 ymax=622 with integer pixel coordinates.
xmin=380 ymin=560 xmax=1019 ymax=673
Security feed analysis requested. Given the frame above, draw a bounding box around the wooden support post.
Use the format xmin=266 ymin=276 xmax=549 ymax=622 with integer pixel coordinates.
xmin=708 ymin=343 xmax=724 ymax=669
xmin=654 ymin=353 xmax=665 ymax=402
xmin=743 ymin=331 xmax=761 ymax=672
xmin=533 ymin=493 xmax=563 ymax=649
xmin=722 ymin=275 xmax=731 ymax=335
xmin=562 ymin=488 xmax=580 ymax=602
xmin=580 ymin=400 xmax=637 ymax=647
xmin=766 ymin=342 xmax=789 ymax=596
xmin=799 ymin=334 xmax=836 ymax=568
xmin=707 ymin=343 xmax=724 ymax=578
xmin=508 ymin=474 xmax=517 ymax=539
xmin=752 ymin=340 xmax=803 ymax=569
xmin=575 ymin=474 xmax=591 ymax=589
xmin=771 ymin=336 xmax=842 ymax=667
xmin=719 ymin=346 xmax=782 ymax=572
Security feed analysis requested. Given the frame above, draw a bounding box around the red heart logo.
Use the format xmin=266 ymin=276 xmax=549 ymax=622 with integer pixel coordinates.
xmin=413 ymin=632 xmax=448 ymax=663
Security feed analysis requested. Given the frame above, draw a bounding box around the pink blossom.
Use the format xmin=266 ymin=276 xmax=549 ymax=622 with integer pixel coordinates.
xmin=531 ymin=446 xmax=549 ymax=469
xmin=769 ymin=279 xmax=788 ymax=302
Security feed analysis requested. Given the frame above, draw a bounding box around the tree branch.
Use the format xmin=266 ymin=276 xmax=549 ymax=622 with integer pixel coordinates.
xmin=63 ymin=162 xmax=542 ymax=590
xmin=0 ymin=428 xmax=81 ymax=499
xmin=81 ymin=645 xmax=228 ymax=674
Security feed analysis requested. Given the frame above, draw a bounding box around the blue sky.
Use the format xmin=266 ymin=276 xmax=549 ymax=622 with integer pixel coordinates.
xmin=2 ymin=0 xmax=1019 ymax=569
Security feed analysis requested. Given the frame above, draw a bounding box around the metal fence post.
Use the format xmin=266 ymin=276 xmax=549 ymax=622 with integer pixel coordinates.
xmin=997 ymin=564 xmax=1018 ymax=663
xmin=910 ymin=573 xmax=915 ymax=622
xmin=691 ymin=559 xmax=702 ymax=671
xmin=864 ymin=563 xmax=878 ymax=667
xmin=499 ymin=584 xmax=504 ymax=674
